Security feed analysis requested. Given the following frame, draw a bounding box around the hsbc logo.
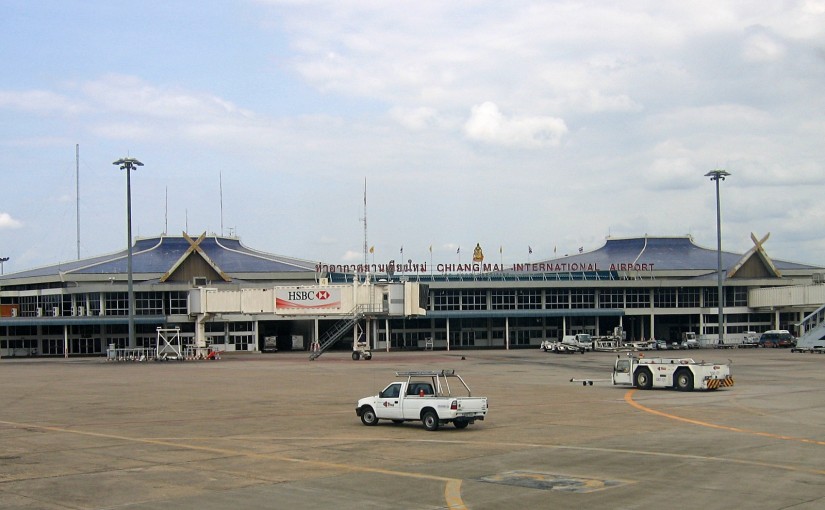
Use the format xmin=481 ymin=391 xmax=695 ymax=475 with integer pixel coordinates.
xmin=287 ymin=290 xmax=332 ymax=301
xmin=276 ymin=288 xmax=341 ymax=310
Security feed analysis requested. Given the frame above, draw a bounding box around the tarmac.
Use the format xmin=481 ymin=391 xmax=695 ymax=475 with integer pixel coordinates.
xmin=1 ymin=348 xmax=824 ymax=509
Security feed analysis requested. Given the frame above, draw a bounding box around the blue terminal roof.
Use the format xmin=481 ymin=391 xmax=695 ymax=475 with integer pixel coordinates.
xmin=328 ymin=235 xmax=820 ymax=284
xmin=524 ymin=236 xmax=816 ymax=273
xmin=2 ymin=234 xmax=318 ymax=280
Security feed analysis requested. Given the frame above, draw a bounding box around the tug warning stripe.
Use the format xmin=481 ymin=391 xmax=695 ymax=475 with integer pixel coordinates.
xmin=706 ymin=376 xmax=735 ymax=389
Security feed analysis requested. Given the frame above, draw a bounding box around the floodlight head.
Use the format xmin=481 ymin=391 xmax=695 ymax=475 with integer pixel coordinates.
xmin=704 ymin=169 xmax=731 ymax=181
xmin=113 ymin=157 xmax=144 ymax=170
xmin=0 ymin=257 xmax=9 ymax=263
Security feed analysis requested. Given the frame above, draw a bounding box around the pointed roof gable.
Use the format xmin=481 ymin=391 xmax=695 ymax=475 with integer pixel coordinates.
xmin=727 ymin=232 xmax=781 ymax=279
xmin=160 ymin=232 xmax=231 ymax=283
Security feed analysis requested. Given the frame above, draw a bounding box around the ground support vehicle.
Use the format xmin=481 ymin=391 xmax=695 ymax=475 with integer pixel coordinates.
xmin=612 ymin=354 xmax=734 ymax=391
xmin=681 ymin=332 xmax=699 ymax=349
xmin=540 ymin=339 xmax=585 ymax=354
xmin=592 ymin=337 xmax=622 ymax=352
xmin=739 ymin=332 xmax=760 ymax=348
xmin=568 ymin=334 xmax=593 ymax=351
xmin=262 ymin=336 xmax=278 ymax=353
xmin=573 ymin=354 xmax=734 ymax=391
xmin=351 ymin=338 xmax=372 ymax=360
xmin=355 ymin=370 xmax=488 ymax=431
xmin=625 ymin=340 xmax=656 ymax=351
xmin=791 ymin=345 xmax=825 ymax=353
xmin=758 ymin=330 xmax=795 ymax=348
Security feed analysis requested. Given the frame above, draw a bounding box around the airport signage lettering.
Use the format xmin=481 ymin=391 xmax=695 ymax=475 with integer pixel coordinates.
xmin=316 ymin=260 xmax=655 ymax=274
xmin=511 ymin=262 xmax=655 ymax=272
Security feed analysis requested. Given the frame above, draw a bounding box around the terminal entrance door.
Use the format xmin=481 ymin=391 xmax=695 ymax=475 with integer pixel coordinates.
xmin=450 ymin=330 xmax=476 ymax=347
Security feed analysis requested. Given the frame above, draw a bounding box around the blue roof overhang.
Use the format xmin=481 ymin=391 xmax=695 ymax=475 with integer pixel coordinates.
xmin=425 ymin=309 xmax=624 ymax=319
xmin=0 ymin=316 xmax=168 ymax=327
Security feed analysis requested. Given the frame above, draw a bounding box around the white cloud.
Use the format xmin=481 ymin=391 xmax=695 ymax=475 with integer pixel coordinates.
xmin=463 ymin=102 xmax=567 ymax=148
xmin=742 ymin=28 xmax=786 ymax=62
xmin=0 ymin=90 xmax=86 ymax=115
xmin=80 ymin=75 xmax=253 ymax=121
xmin=0 ymin=212 xmax=22 ymax=229
xmin=390 ymin=106 xmax=443 ymax=131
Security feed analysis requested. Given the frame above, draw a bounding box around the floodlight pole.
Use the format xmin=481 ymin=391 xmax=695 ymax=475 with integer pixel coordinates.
xmin=705 ymin=169 xmax=730 ymax=346
xmin=0 ymin=257 xmax=8 ymax=275
xmin=114 ymin=157 xmax=143 ymax=348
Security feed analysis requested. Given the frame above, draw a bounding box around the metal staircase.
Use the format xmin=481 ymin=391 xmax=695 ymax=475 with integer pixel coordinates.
xmin=309 ymin=307 xmax=365 ymax=361
xmin=794 ymin=303 xmax=825 ymax=351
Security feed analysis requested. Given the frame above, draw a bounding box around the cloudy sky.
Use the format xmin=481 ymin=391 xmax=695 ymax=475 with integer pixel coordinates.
xmin=1 ymin=1 xmax=824 ymax=273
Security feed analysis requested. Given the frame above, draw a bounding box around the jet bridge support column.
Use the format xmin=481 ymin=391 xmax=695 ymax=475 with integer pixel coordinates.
xmin=385 ymin=318 xmax=390 ymax=352
xmin=195 ymin=314 xmax=211 ymax=348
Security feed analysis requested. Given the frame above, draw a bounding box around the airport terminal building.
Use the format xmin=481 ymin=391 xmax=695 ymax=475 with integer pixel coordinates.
xmin=1 ymin=232 xmax=824 ymax=357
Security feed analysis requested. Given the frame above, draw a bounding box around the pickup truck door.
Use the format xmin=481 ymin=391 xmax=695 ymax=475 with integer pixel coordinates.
xmin=400 ymin=383 xmax=435 ymax=420
xmin=374 ymin=383 xmax=404 ymax=420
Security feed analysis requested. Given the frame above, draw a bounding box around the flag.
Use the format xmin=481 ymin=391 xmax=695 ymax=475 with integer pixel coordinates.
xmin=429 ymin=245 xmax=432 ymax=253
xmin=369 ymin=246 xmax=374 ymax=254
xmin=456 ymin=246 xmax=460 ymax=254
xmin=499 ymin=246 xmax=502 ymax=254
xmin=579 ymin=246 xmax=583 ymax=253
xmin=528 ymin=246 xmax=532 ymax=254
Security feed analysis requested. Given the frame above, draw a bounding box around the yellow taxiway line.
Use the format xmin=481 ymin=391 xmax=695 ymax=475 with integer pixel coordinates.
xmin=0 ymin=418 xmax=468 ymax=510
xmin=624 ymin=389 xmax=825 ymax=446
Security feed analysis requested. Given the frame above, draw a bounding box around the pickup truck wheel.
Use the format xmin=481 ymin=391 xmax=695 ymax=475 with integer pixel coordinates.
xmin=634 ymin=368 xmax=653 ymax=389
xmin=675 ymin=370 xmax=694 ymax=391
xmin=453 ymin=419 xmax=469 ymax=429
xmin=422 ymin=410 xmax=440 ymax=431
xmin=352 ymin=351 xmax=360 ymax=361
xmin=360 ymin=406 xmax=378 ymax=426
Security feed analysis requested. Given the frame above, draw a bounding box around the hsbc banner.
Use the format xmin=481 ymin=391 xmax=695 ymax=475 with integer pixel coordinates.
xmin=275 ymin=288 xmax=342 ymax=312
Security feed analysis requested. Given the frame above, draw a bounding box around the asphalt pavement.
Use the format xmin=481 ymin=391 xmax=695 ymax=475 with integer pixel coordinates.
xmin=1 ymin=348 xmax=823 ymax=509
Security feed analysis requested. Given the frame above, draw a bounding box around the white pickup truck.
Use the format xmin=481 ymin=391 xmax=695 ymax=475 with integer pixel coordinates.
xmin=355 ymin=370 xmax=488 ymax=431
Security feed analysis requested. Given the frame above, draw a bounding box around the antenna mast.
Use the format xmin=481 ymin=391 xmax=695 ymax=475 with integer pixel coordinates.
xmin=362 ymin=178 xmax=368 ymax=273
xmin=76 ymin=144 xmax=80 ymax=259
xmin=219 ymin=172 xmax=224 ymax=236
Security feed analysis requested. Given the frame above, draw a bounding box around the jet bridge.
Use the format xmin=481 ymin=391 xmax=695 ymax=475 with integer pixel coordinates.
xmin=188 ymin=280 xmax=427 ymax=350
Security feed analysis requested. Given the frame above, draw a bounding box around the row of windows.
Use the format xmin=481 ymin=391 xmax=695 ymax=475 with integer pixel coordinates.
xmin=3 ymin=287 xmax=754 ymax=315
xmin=431 ymin=287 xmax=750 ymax=311
xmin=7 ymin=292 xmax=189 ymax=317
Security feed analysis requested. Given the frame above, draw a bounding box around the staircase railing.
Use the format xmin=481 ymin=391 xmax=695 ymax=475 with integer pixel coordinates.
xmin=795 ymin=303 xmax=825 ymax=349
xmin=308 ymin=306 xmax=367 ymax=360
